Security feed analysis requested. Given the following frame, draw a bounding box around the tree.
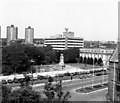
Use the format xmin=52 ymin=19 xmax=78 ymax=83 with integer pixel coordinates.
xmin=63 ymin=48 xmax=79 ymax=63
xmin=7 ymin=87 xmax=41 ymax=103
xmin=94 ymin=58 xmax=98 ymax=65
xmin=44 ymin=79 xmax=71 ymax=102
xmin=2 ymin=44 xmax=31 ymax=74
xmin=83 ymin=57 xmax=87 ymax=64
xmin=79 ymin=56 xmax=83 ymax=63
xmin=2 ymin=74 xmax=71 ymax=103
xmin=97 ymin=58 xmax=103 ymax=66
xmin=2 ymin=85 xmax=12 ymax=103
xmin=89 ymin=57 xmax=93 ymax=65
xmin=2 ymin=43 xmax=46 ymax=74
xmin=24 ymin=45 xmax=45 ymax=65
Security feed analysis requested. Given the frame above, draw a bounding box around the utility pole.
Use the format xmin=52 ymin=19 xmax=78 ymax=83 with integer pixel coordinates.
xmin=113 ymin=62 xmax=116 ymax=101
xmin=92 ymin=58 xmax=94 ymax=89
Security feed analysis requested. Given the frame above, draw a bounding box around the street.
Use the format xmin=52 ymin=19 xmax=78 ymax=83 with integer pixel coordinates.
xmin=33 ymin=75 xmax=108 ymax=101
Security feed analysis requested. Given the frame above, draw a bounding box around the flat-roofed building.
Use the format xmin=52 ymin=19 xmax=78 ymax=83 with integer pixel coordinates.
xmin=79 ymin=48 xmax=114 ymax=66
xmin=44 ymin=29 xmax=84 ymax=50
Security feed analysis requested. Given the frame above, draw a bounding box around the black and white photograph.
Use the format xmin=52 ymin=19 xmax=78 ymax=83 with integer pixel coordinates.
xmin=0 ymin=0 xmax=120 ymax=102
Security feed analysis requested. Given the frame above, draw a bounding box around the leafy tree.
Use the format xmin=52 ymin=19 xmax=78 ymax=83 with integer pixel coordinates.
xmin=63 ymin=48 xmax=79 ymax=63
xmin=94 ymin=58 xmax=98 ymax=65
xmin=24 ymin=45 xmax=45 ymax=65
xmin=44 ymin=79 xmax=71 ymax=102
xmin=83 ymin=57 xmax=87 ymax=64
xmin=97 ymin=58 xmax=103 ymax=66
xmin=89 ymin=57 xmax=93 ymax=65
xmin=2 ymin=44 xmax=31 ymax=74
xmin=2 ymin=74 xmax=71 ymax=103
xmin=2 ymin=85 xmax=12 ymax=103
xmin=79 ymin=56 xmax=83 ymax=63
xmin=7 ymin=87 xmax=41 ymax=103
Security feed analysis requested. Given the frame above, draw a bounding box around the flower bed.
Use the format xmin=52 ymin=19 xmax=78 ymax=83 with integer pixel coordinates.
xmin=76 ymin=83 xmax=108 ymax=93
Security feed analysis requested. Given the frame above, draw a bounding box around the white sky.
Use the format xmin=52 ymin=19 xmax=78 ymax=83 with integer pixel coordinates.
xmin=0 ymin=0 xmax=119 ymax=41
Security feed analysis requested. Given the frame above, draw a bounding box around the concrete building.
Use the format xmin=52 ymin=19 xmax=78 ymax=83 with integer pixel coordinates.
xmin=25 ymin=26 xmax=34 ymax=44
xmin=79 ymin=48 xmax=114 ymax=66
xmin=44 ymin=29 xmax=84 ymax=50
xmin=7 ymin=25 xmax=18 ymax=45
xmin=107 ymin=47 xmax=120 ymax=102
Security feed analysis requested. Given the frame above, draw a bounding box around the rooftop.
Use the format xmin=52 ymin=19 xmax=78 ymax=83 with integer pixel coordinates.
xmin=109 ymin=47 xmax=118 ymax=62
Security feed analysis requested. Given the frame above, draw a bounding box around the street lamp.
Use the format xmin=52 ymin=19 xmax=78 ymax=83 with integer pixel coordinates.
xmin=92 ymin=58 xmax=94 ymax=89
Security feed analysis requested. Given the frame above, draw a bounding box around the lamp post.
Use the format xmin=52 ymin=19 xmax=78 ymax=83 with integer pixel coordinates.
xmin=92 ymin=58 xmax=94 ymax=89
xmin=113 ymin=62 xmax=116 ymax=101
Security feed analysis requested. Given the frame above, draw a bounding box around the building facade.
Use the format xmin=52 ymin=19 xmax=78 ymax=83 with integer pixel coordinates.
xmin=44 ymin=29 xmax=84 ymax=50
xmin=7 ymin=25 xmax=18 ymax=45
xmin=107 ymin=47 xmax=120 ymax=102
xmin=25 ymin=26 xmax=34 ymax=44
xmin=79 ymin=48 xmax=114 ymax=66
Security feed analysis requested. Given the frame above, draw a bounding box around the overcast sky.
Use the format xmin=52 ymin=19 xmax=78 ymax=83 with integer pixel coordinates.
xmin=0 ymin=0 xmax=119 ymax=41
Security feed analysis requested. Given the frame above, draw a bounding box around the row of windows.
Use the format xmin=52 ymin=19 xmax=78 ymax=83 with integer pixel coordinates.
xmin=53 ymin=47 xmax=65 ymax=48
xmin=45 ymin=41 xmax=83 ymax=43
xmin=45 ymin=38 xmax=65 ymax=40
xmin=45 ymin=41 xmax=65 ymax=43
xmin=68 ymin=38 xmax=83 ymax=41
xmin=81 ymin=49 xmax=114 ymax=54
xmin=44 ymin=44 xmax=83 ymax=46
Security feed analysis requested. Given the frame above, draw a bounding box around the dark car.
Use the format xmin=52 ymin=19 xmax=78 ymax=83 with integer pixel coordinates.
xmin=64 ymin=72 xmax=71 ymax=76
xmin=96 ymin=73 xmax=102 ymax=76
xmin=37 ymin=75 xmax=44 ymax=80
xmin=7 ymin=79 xmax=13 ymax=83
xmin=13 ymin=78 xmax=19 ymax=83
xmin=2 ymin=80 xmax=7 ymax=84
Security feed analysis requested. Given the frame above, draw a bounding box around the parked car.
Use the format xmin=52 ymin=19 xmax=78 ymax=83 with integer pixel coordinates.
xmin=64 ymin=72 xmax=71 ymax=76
xmin=13 ymin=78 xmax=19 ymax=83
xmin=96 ymin=73 xmax=102 ymax=76
xmin=7 ymin=79 xmax=13 ymax=83
xmin=58 ymin=74 xmax=64 ymax=77
xmin=87 ymin=74 xmax=92 ymax=78
xmin=2 ymin=80 xmax=7 ymax=84
xmin=37 ymin=75 xmax=44 ymax=80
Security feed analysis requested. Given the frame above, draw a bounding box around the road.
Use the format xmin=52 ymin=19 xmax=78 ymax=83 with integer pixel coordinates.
xmin=33 ymin=75 xmax=108 ymax=91
xmin=12 ymin=75 xmax=108 ymax=101
xmin=32 ymin=75 xmax=108 ymax=101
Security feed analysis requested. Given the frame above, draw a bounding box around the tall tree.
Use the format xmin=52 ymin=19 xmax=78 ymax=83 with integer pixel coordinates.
xmin=2 ymin=44 xmax=31 ymax=74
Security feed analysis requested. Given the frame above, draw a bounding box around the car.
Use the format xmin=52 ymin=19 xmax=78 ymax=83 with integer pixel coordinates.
xmin=87 ymin=74 xmax=92 ymax=78
xmin=2 ymin=80 xmax=7 ymax=84
xmin=96 ymin=73 xmax=102 ymax=76
xmin=7 ymin=79 xmax=13 ymax=83
xmin=18 ymin=78 xmax=25 ymax=83
xmin=58 ymin=74 xmax=64 ymax=77
xmin=79 ymin=75 xmax=84 ymax=79
xmin=43 ymin=76 xmax=48 ymax=79
xmin=64 ymin=72 xmax=71 ymax=76
xmin=37 ymin=75 xmax=44 ymax=80
xmin=13 ymin=78 xmax=19 ymax=83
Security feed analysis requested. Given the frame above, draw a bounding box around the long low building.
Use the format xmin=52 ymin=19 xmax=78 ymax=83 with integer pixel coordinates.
xmin=79 ymin=48 xmax=115 ymax=66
